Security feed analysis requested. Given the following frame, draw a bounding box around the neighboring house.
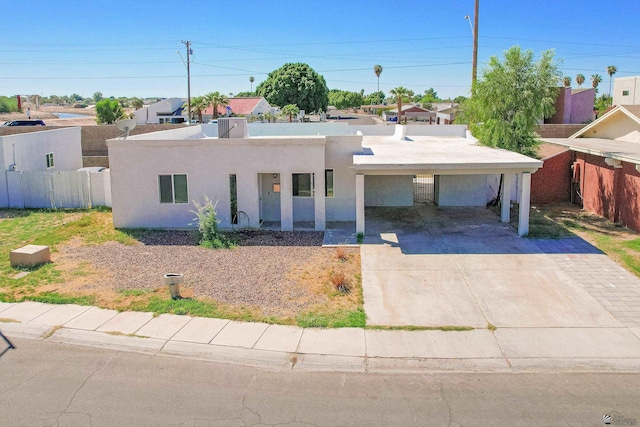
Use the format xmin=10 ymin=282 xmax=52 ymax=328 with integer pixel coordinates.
xmin=538 ymin=105 xmax=640 ymax=231
xmin=107 ymin=121 xmax=541 ymax=236
xmin=417 ymin=102 xmax=459 ymax=124
xmin=382 ymin=105 xmax=436 ymax=123
xmin=612 ymin=76 xmax=640 ymax=106
xmin=434 ymin=106 xmax=458 ymax=125
xmin=132 ymin=98 xmax=188 ymax=124
xmin=545 ymin=87 xmax=595 ymax=125
xmin=0 ymin=127 xmax=101 ymax=208
xmin=202 ymin=97 xmax=272 ymax=120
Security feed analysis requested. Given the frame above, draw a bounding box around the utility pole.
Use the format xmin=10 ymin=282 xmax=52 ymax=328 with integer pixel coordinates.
xmin=472 ymin=0 xmax=479 ymax=91
xmin=181 ymin=40 xmax=192 ymax=124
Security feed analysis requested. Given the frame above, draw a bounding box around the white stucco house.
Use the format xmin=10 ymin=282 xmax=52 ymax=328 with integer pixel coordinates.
xmin=132 ymin=98 xmax=188 ymax=124
xmin=107 ymin=120 xmax=541 ymax=235
xmin=613 ymin=76 xmax=640 ymax=106
xmin=0 ymin=127 xmax=89 ymax=208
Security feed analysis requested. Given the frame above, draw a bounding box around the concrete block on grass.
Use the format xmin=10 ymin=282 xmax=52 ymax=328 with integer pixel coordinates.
xmin=10 ymin=245 xmax=50 ymax=267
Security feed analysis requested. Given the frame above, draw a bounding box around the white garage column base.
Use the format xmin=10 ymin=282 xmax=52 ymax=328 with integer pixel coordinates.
xmin=518 ymin=172 xmax=531 ymax=236
xmin=280 ymin=174 xmax=293 ymax=231
xmin=356 ymin=174 xmax=365 ymax=234
xmin=501 ymin=172 xmax=512 ymax=223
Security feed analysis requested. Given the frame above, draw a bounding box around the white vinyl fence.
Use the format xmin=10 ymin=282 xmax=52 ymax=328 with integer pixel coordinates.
xmin=5 ymin=170 xmax=111 ymax=209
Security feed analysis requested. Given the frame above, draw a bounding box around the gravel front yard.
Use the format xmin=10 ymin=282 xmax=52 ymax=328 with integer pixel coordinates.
xmin=58 ymin=230 xmax=358 ymax=318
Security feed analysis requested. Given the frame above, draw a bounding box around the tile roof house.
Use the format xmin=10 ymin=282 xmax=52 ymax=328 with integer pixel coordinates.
xmin=203 ymin=97 xmax=272 ymax=118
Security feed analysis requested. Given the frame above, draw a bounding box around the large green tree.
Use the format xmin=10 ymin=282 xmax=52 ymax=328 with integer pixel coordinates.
xmin=463 ymin=46 xmax=560 ymax=157
xmin=418 ymin=87 xmax=441 ymax=108
xmin=328 ymin=90 xmax=363 ymax=110
xmin=364 ymin=91 xmax=385 ymax=105
xmin=234 ymin=91 xmax=255 ymax=97
xmin=95 ymin=99 xmax=126 ymax=124
xmin=256 ymin=63 xmax=328 ymax=112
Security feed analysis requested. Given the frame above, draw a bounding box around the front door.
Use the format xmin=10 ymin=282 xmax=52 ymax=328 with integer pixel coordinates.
xmin=259 ymin=173 xmax=281 ymax=223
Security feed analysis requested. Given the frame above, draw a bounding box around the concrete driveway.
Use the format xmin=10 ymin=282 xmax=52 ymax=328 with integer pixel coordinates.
xmin=361 ymin=204 xmax=624 ymax=329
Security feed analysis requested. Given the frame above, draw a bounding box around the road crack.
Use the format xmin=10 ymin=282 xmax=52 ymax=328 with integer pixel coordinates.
xmin=50 ymin=353 xmax=117 ymax=427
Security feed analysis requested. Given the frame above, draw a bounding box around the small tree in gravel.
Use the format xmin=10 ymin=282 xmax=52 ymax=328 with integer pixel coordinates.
xmin=192 ymin=196 xmax=233 ymax=249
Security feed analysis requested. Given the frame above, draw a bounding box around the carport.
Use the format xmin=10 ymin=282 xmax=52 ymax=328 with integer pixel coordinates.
xmin=353 ymin=129 xmax=542 ymax=236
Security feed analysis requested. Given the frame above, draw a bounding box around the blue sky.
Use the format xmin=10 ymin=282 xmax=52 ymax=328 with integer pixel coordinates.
xmin=2 ymin=0 xmax=640 ymax=101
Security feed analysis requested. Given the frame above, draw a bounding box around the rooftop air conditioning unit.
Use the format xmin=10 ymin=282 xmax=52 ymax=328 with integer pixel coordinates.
xmin=217 ymin=118 xmax=248 ymax=138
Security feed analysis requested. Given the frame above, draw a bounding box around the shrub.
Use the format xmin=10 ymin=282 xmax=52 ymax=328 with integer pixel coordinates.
xmin=331 ymin=270 xmax=350 ymax=293
xmin=334 ymin=246 xmax=348 ymax=261
xmin=192 ymin=196 xmax=233 ymax=249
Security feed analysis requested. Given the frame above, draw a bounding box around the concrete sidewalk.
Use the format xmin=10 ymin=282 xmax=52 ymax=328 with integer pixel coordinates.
xmin=2 ymin=301 xmax=640 ymax=373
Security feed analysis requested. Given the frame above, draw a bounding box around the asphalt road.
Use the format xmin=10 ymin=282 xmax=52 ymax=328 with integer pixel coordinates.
xmin=1 ymin=338 xmax=639 ymax=426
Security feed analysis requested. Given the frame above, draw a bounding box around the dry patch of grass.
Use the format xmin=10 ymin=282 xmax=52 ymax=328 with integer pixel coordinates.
xmin=290 ymin=249 xmax=364 ymax=328
xmin=1 ymin=209 xmax=363 ymax=327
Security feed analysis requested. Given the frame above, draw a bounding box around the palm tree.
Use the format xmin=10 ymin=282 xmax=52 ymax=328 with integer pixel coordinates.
xmin=131 ymin=97 xmax=144 ymax=110
xmin=204 ymin=91 xmax=229 ymax=119
xmin=607 ymin=65 xmax=617 ymax=97
xmin=591 ymin=74 xmax=603 ymax=92
xmin=182 ymin=96 xmax=208 ymax=123
xmin=576 ymin=74 xmax=585 ymax=88
xmin=250 ymin=76 xmax=255 ymax=92
xmin=389 ymin=86 xmax=411 ymax=123
xmin=262 ymin=111 xmax=275 ymax=123
xmin=374 ymin=65 xmax=383 ymax=103
xmin=281 ymin=104 xmax=299 ymax=122
xmin=562 ymin=76 xmax=572 ymax=88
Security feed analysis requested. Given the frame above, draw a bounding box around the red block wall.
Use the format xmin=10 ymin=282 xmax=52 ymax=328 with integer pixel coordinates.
xmin=575 ymin=153 xmax=640 ymax=231
xmin=531 ymin=150 xmax=573 ymax=204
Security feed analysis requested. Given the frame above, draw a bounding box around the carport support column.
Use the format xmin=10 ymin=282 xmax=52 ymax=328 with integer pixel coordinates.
xmin=280 ymin=173 xmax=293 ymax=231
xmin=501 ymin=172 xmax=511 ymax=223
xmin=356 ymin=174 xmax=365 ymax=234
xmin=518 ymin=172 xmax=531 ymax=236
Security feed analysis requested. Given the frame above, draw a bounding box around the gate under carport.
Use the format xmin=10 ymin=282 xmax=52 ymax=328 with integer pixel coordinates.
xmin=413 ymin=174 xmax=434 ymax=202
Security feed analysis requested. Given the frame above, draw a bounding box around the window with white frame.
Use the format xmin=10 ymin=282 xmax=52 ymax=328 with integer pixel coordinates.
xmin=46 ymin=153 xmax=54 ymax=169
xmin=159 ymin=174 xmax=188 ymax=204
xmin=325 ymin=169 xmax=334 ymax=197
xmin=292 ymin=173 xmax=314 ymax=197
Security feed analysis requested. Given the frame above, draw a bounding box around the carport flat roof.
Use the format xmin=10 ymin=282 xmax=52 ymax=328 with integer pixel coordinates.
xmin=353 ymin=135 xmax=542 ymax=174
xmin=542 ymin=137 xmax=640 ymax=165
